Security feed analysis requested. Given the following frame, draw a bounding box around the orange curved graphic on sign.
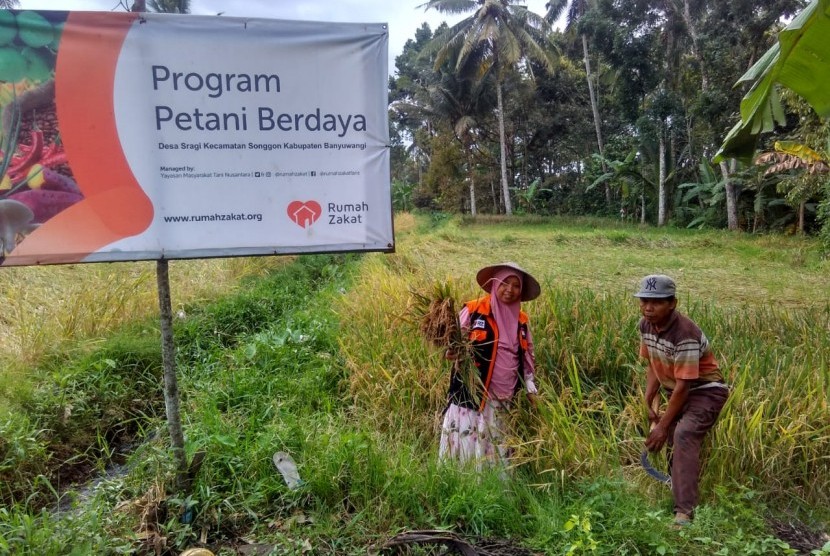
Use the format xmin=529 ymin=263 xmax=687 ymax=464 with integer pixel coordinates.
xmin=9 ymin=11 xmax=153 ymax=264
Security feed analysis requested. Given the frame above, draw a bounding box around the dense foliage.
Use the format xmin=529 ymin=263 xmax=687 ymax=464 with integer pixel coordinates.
xmin=389 ymin=0 xmax=830 ymax=240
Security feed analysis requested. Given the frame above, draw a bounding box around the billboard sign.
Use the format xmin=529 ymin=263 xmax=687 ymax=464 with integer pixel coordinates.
xmin=0 ymin=11 xmax=393 ymax=266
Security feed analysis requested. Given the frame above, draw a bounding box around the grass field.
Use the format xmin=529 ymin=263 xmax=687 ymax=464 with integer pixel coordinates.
xmin=0 ymin=256 xmax=288 ymax=413
xmin=0 ymin=214 xmax=828 ymax=554
xmin=396 ymin=213 xmax=829 ymax=306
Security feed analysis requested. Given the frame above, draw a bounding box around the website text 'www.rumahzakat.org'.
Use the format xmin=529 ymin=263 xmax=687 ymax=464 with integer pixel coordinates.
xmin=163 ymin=212 xmax=263 ymax=223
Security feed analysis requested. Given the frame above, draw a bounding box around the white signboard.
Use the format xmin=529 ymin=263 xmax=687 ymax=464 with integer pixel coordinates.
xmin=0 ymin=11 xmax=393 ymax=266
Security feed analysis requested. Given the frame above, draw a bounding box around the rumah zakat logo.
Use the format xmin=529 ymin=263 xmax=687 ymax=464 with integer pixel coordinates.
xmin=287 ymin=201 xmax=322 ymax=228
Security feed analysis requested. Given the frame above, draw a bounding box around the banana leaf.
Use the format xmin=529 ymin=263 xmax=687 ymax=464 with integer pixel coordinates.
xmin=715 ymin=0 xmax=830 ymax=163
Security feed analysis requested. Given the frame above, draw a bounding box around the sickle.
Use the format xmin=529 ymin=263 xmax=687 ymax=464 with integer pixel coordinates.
xmin=641 ymin=450 xmax=672 ymax=487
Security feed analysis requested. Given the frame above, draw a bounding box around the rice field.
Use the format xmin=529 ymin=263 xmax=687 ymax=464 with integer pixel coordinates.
xmin=342 ymin=213 xmax=830 ymax=509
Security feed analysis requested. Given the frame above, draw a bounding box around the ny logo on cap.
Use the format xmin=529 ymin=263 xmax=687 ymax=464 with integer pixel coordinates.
xmin=645 ymin=277 xmax=658 ymax=290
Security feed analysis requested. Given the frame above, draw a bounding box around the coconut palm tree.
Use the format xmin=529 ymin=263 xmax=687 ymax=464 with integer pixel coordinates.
xmin=419 ymin=0 xmax=554 ymax=215
xmin=0 ymin=0 xmax=20 ymax=8
xmin=392 ymin=68 xmax=496 ymax=214
xmin=429 ymin=72 xmax=497 ymax=214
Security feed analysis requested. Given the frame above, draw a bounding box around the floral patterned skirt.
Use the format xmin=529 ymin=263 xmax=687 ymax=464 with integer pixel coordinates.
xmin=438 ymin=399 xmax=512 ymax=469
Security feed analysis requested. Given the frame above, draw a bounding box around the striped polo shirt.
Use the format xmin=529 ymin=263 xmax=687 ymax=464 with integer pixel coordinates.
xmin=638 ymin=310 xmax=723 ymax=391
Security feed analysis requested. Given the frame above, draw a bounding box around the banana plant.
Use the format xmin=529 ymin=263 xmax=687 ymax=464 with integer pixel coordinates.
xmin=677 ymin=159 xmax=725 ymax=229
xmin=590 ymin=151 xmax=656 ymax=223
xmin=512 ymin=178 xmax=552 ymax=215
xmin=716 ymin=0 xmax=830 ymax=163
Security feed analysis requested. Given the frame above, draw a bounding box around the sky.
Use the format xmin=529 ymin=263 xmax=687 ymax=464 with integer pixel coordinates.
xmin=14 ymin=0 xmax=555 ymax=76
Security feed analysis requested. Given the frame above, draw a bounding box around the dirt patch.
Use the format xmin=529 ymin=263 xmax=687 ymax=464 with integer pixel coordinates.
xmin=373 ymin=529 xmax=540 ymax=555
xmin=768 ymin=517 xmax=830 ymax=555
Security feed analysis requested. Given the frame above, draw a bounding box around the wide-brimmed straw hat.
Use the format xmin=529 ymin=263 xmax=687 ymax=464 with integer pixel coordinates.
xmin=476 ymin=262 xmax=541 ymax=301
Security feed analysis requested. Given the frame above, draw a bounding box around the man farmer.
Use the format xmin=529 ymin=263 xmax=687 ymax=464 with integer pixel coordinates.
xmin=634 ymin=274 xmax=730 ymax=526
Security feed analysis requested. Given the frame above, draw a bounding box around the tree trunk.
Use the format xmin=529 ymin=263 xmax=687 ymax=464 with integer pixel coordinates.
xmin=468 ymin=148 xmax=477 ymax=215
xmin=658 ymin=130 xmax=667 ymax=226
xmin=682 ymin=0 xmax=708 ymax=91
xmin=753 ymin=202 xmax=761 ymax=233
xmin=157 ymin=259 xmax=188 ymax=492
xmin=582 ymin=33 xmax=610 ymax=206
xmin=720 ymin=160 xmax=739 ymax=230
xmin=798 ymin=200 xmax=805 ymax=233
xmin=419 ymin=150 xmax=427 ymax=194
xmin=491 ymin=177 xmax=498 ymax=212
xmin=496 ymin=84 xmax=513 ymax=215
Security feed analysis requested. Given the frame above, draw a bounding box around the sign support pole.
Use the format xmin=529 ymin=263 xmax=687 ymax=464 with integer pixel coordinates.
xmin=156 ymin=258 xmax=188 ymax=491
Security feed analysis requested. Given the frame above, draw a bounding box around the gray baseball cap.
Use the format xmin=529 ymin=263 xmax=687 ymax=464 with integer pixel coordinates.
xmin=634 ymin=274 xmax=676 ymax=298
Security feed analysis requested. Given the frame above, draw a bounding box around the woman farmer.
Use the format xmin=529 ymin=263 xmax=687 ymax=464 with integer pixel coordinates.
xmin=439 ymin=262 xmax=541 ymax=467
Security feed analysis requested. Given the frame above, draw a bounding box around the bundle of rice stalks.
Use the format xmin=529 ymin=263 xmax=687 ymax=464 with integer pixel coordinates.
xmin=411 ymin=280 xmax=463 ymax=350
xmin=411 ymin=280 xmax=483 ymax=405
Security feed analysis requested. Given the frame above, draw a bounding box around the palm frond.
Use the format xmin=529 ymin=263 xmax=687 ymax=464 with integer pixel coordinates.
xmin=417 ymin=0 xmax=480 ymax=17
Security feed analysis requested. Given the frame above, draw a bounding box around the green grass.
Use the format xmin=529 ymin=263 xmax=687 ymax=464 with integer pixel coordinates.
xmin=0 ymin=257 xmax=288 ymax=416
xmin=0 ymin=216 xmax=828 ymax=554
